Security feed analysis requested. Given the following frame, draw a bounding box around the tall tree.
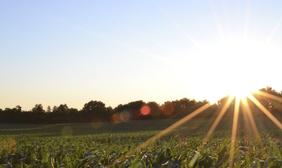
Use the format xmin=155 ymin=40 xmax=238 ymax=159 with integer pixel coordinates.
xmin=15 ymin=105 xmax=22 ymax=113
xmin=82 ymin=101 xmax=110 ymax=121
xmin=32 ymin=104 xmax=45 ymax=113
xmin=46 ymin=106 xmax=52 ymax=113
xmin=54 ymin=104 xmax=69 ymax=113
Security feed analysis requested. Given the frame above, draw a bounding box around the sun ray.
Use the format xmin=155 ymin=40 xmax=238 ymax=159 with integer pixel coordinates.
xmin=189 ymin=96 xmax=234 ymax=167
xmin=111 ymin=103 xmax=211 ymax=166
xmin=229 ymin=97 xmax=240 ymax=168
xmin=202 ymin=96 xmax=234 ymax=144
xmin=241 ymin=98 xmax=261 ymax=140
xmin=255 ymin=90 xmax=282 ymax=103
xmin=243 ymin=0 xmax=251 ymax=40
xmin=208 ymin=0 xmax=225 ymax=41
xmin=137 ymin=103 xmax=211 ymax=150
xmin=167 ymin=18 xmax=202 ymax=49
xmin=74 ymin=25 xmax=174 ymax=66
xmin=266 ymin=17 xmax=282 ymax=43
xmin=248 ymin=95 xmax=282 ymax=130
xmin=159 ymin=10 xmax=203 ymax=49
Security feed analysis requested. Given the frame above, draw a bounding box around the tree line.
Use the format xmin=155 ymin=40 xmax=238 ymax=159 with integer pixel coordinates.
xmin=0 ymin=87 xmax=281 ymax=123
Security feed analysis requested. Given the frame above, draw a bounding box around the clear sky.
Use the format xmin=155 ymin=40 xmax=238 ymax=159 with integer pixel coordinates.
xmin=1 ymin=0 xmax=282 ymax=110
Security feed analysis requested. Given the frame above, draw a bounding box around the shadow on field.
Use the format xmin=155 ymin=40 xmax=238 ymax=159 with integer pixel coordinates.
xmin=0 ymin=114 xmax=280 ymax=139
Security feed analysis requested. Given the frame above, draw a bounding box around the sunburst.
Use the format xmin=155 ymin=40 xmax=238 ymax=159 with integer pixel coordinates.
xmin=111 ymin=90 xmax=282 ymax=167
xmin=110 ymin=1 xmax=282 ymax=167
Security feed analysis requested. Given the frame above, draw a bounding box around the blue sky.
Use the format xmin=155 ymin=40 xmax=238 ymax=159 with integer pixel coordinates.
xmin=1 ymin=0 xmax=282 ymax=110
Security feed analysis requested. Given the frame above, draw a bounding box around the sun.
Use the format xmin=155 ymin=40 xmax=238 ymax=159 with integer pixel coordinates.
xmin=226 ymin=85 xmax=254 ymax=100
xmin=184 ymin=36 xmax=282 ymax=103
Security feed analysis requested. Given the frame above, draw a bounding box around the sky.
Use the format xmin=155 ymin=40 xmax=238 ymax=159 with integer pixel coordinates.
xmin=1 ymin=0 xmax=282 ymax=110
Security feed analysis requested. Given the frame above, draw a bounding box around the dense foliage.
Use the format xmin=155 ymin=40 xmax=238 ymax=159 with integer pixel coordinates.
xmin=0 ymin=87 xmax=281 ymax=124
xmin=0 ymin=132 xmax=281 ymax=167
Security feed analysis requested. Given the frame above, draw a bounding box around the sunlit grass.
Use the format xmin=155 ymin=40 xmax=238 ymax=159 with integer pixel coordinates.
xmin=229 ymin=97 xmax=240 ymax=168
xmin=248 ymin=95 xmax=282 ymax=129
xmin=241 ymin=98 xmax=260 ymax=140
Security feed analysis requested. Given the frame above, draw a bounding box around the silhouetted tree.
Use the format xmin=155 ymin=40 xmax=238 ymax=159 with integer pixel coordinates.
xmin=147 ymin=102 xmax=162 ymax=118
xmin=114 ymin=100 xmax=146 ymax=120
xmin=82 ymin=101 xmax=105 ymax=113
xmin=46 ymin=106 xmax=52 ymax=113
xmin=32 ymin=104 xmax=45 ymax=113
xmin=53 ymin=104 xmax=69 ymax=113
xmin=15 ymin=105 xmax=22 ymax=113
xmin=82 ymin=101 xmax=110 ymax=121
xmin=161 ymin=101 xmax=175 ymax=117
xmin=69 ymin=108 xmax=79 ymax=113
xmin=0 ymin=87 xmax=280 ymax=123
xmin=261 ymin=87 xmax=282 ymax=97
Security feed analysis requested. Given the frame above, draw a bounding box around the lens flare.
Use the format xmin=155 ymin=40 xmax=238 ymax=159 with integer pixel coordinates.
xmin=140 ymin=105 xmax=151 ymax=116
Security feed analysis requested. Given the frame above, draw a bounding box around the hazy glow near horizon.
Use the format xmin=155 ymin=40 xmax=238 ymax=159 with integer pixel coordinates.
xmin=1 ymin=0 xmax=282 ymax=110
xmin=185 ymin=38 xmax=282 ymax=102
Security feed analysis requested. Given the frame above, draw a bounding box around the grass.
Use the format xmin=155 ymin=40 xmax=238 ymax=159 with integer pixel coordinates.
xmin=0 ymin=117 xmax=281 ymax=167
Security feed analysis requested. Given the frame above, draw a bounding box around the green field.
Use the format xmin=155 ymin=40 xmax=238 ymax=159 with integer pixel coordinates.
xmin=0 ymin=118 xmax=281 ymax=168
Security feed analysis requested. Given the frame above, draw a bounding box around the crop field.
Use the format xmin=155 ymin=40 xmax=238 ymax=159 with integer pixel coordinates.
xmin=0 ymin=118 xmax=281 ymax=168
